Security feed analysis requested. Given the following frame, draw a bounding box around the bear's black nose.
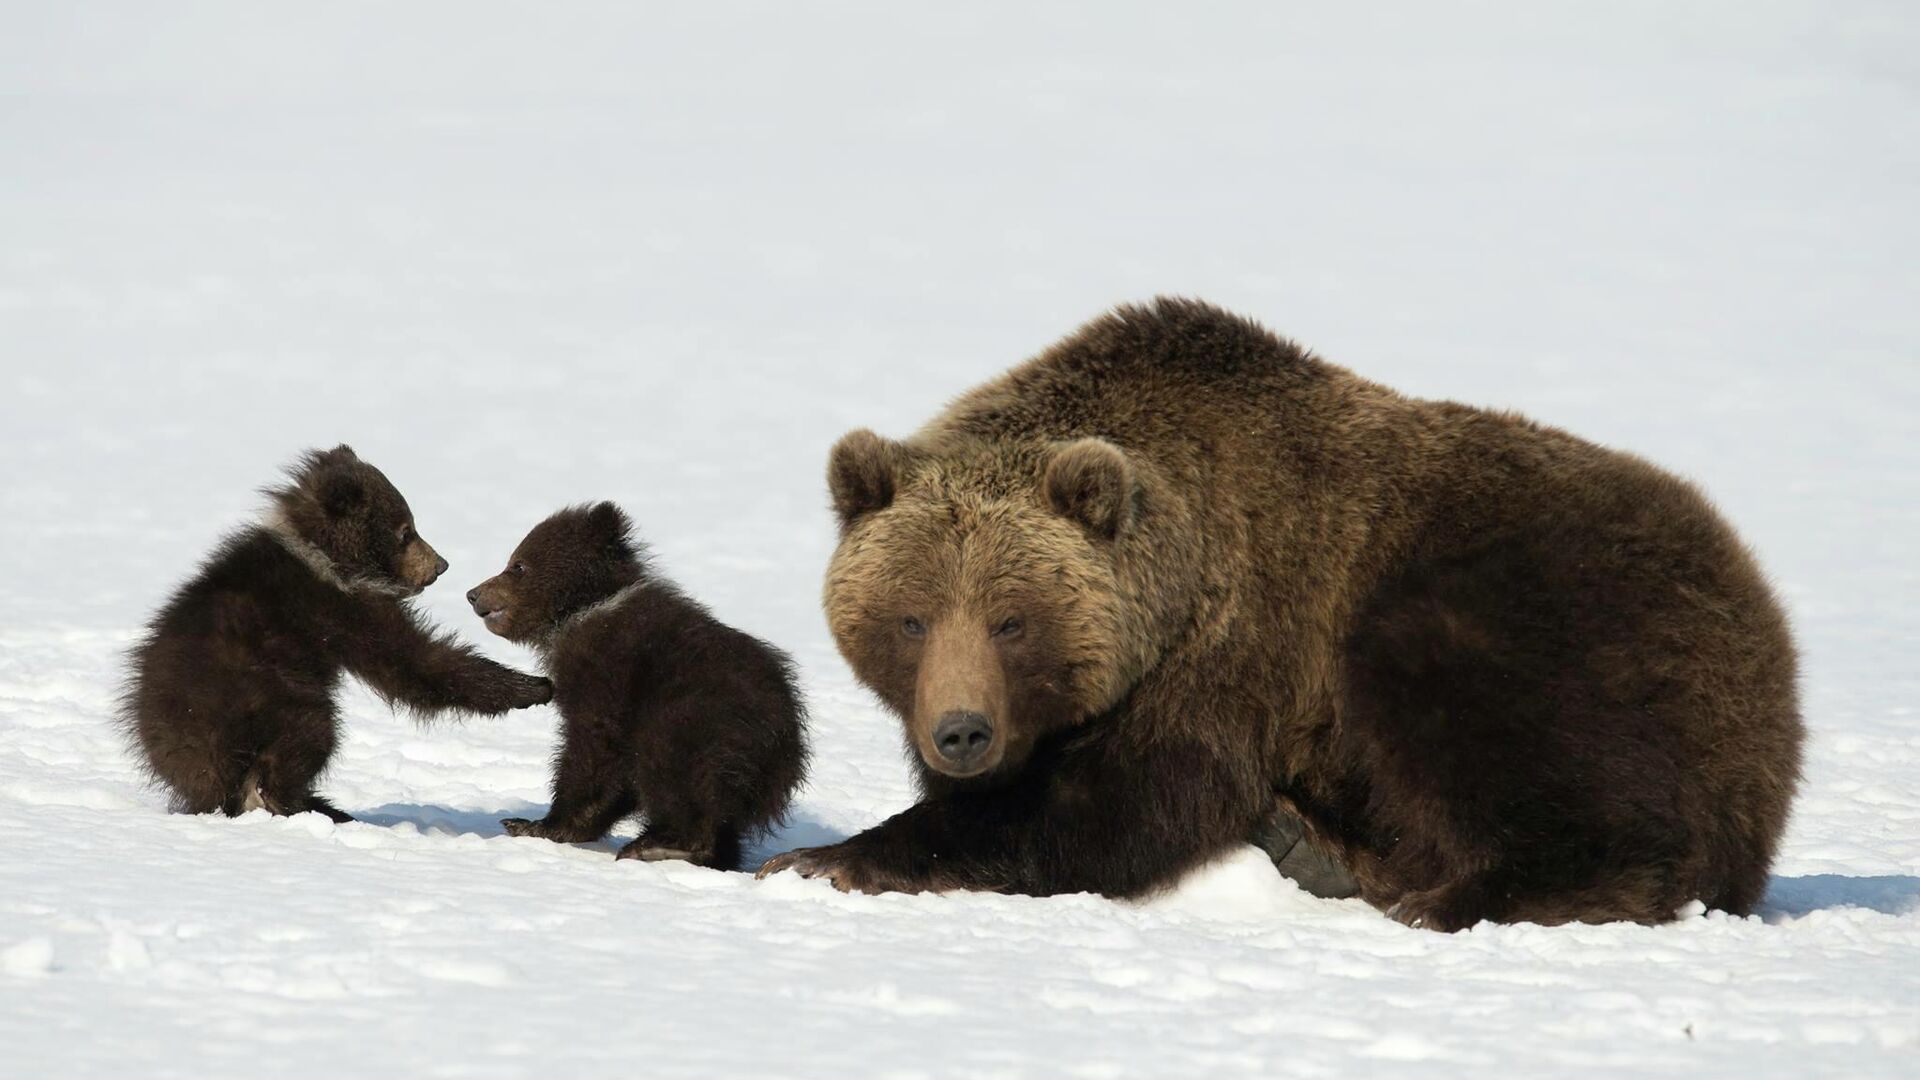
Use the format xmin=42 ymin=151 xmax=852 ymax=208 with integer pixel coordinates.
xmin=933 ymin=711 xmax=994 ymax=767
xmin=434 ymin=556 xmax=450 ymax=579
xmin=465 ymin=588 xmax=480 ymax=605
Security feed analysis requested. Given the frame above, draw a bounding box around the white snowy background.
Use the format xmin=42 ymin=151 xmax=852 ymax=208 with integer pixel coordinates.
xmin=2 ymin=3 xmax=1915 ymax=1076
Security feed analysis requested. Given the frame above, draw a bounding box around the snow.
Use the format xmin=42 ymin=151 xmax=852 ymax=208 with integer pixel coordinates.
xmin=2 ymin=2 xmax=1916 ymax=1076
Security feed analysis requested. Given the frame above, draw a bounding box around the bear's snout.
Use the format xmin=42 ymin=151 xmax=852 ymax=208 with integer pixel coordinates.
xmin=932 ymin=710 xmax=995 ymax=769
xmin=397 ymin=536 xmax=449 ymax=592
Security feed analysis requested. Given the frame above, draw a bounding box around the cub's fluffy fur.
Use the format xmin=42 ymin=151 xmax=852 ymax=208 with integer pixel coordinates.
xmin=469 ymin=503 xmax=808 ymax=869
xmin=121 ymin=446 xmax=553 ymax=822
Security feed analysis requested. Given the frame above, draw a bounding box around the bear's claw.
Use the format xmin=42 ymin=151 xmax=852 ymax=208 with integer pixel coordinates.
xmin=754 ymin=843 xmax=946 ymax=895
xmin=754 ymin=847 xmax=824 ymax=881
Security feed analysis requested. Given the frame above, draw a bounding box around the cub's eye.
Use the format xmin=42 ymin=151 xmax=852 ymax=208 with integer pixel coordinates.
xmin=901 ymin=616 xmax=926 ymax=638
xmin=511 ymin=562 xmax=528 ymax=576
xmin=992 ymin=617 xmax=1024 ymax=639
xmin=396 ymin=523 xmax=414 ymax=543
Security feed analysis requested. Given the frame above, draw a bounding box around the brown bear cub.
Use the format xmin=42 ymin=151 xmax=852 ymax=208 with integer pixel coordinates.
xmin=122 ymin=446 xmax=553 ymax=823
xmin=761 ymin=298 xmax=1802 ymax=931
xmin=468 ymin=503 xmax=807 ymax=870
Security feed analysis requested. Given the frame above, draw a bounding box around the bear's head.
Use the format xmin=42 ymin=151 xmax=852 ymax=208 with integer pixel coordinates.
xmin=268 ymin=445 xmax=449 ymax=595
xmin=824 ymin=429 xmax=1150 ymax=784
xmin=467 ymin=501 xmax=642 ymax=645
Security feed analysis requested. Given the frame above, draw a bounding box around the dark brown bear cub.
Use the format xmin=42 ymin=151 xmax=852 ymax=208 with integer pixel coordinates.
xmin=468 ymin=503 xmax=808 ymax=870
xmin=122 ymin=446 xmax=553 ymax=823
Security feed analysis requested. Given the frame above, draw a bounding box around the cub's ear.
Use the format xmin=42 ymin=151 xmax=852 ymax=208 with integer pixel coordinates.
xmin=586 ymin=500 xmax=635 ymax=555
xmin=827 ymin=429 xmax=906 ymax=528
xmin=325 ymin=444 xmax=359 ymax=462
xmin=315 ymin=468 xmax=366 ymax=518
xmin=1043 ymin=438 xmax=1135 ymax=540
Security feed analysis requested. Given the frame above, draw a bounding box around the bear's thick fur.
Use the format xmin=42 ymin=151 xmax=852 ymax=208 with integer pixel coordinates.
xmin=121 ymin=446 xmax=553 ymax=822
xmin=468 ymin=503 xmax=808 ymax=870
xmin=759 ymin=299 xmax=1802 ymax=929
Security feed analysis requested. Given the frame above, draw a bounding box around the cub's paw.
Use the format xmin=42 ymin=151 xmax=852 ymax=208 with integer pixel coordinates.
xmin=500 ymin=817 xmax=544 ymax=838
xmin=754 ymin=842 xmax=939 ymax=895
xmin=615 ymin=839 xmax=708 ymax=865
xmin=505 ymin=672 xmax=554 ymax=709
xmin=468 ymin=665 xmax=552 ymax=713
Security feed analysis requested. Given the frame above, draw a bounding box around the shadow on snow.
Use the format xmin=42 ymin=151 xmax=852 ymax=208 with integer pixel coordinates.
xmin=1760 ymin=874 xmax=1920 ymax=918
xmin=354 ymin=800 xmax=852 ymax=868
xmin=313 ymin=803 xmax=1920 ymax=917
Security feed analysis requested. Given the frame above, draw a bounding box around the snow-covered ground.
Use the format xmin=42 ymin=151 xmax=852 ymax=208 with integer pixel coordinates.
xmin=3 ymin=3 xmax=1916 ymax=1076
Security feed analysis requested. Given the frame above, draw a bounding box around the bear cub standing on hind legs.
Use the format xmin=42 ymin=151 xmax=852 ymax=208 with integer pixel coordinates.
xmin=468 ymin=503 xmax=808 ymax=870
xmin=122 ymin=446 xmax=553 ymax=822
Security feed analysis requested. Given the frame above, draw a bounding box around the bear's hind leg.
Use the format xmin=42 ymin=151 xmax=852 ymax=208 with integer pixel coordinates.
xmin=136 ymin=712 xmax=246 ymax=816
xmin=1390 ymin=852 xmax=1692 ymax=931
xmin=1385 ymin=874 xmax=1507 ymax=932
xmin=502 ymin=735 xmax=638 ymax=844
xmin=251 ymin=701 xmax=350 ymax=821
xmin=616 ymin=819 xmax=740 ymax=870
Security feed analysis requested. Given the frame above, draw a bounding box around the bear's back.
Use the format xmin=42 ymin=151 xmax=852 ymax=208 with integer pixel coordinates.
xmin=924 ymin=297 xmax=1334 ymax=450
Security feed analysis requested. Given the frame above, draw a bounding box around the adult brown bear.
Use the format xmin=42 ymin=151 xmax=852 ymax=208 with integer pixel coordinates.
xmin=759 ymin=298 xmax=1802 ymax=930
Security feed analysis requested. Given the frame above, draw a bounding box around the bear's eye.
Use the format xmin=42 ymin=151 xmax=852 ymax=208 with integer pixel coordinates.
xmin=901 ymin=616 xmax=926 ymax=639
xmin=396 ymin=523 xmax=413 ymax=544
xmin=511 ymin=562 xmax=528 ymax=576
xmin=992 ymin=617 xmax=1024 ymax=640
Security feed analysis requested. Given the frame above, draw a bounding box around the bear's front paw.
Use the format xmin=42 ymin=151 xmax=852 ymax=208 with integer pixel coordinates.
xmin=505 ymin=672 xmax=553 ymax=709
xmin=500 ymin=817 xmax=543 ymax=838
xmin=467 ymin=666 xmax=552 ymax=713
xmin=754 ymin=842 xmax=941 ymax=895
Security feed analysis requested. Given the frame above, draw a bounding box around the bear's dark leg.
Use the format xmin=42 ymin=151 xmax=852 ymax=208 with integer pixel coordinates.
xmin=1390 ymin=858 xmax=1692 ymax=930
xmin=501 ymin=791 xmax=636 ymax=845
xmin=501 ymin=738 xmax=636 ymax=844
xmin=164 ymin=746 xmax=242 ymax=817
xmin=1384 ymin=876 xmax=1504 ymax=931
xmin=1341 ymin=543 xmax=1706 ymax=929
xmin=136 ymin=713 xmax=244 ymax=816
xmin=251 ymin=701 xmax=352 ymax=822
xmin=617 ymin=817 xmax=741 ymax=871
xmin=758 ymin=735 xmax=1262 ymax=898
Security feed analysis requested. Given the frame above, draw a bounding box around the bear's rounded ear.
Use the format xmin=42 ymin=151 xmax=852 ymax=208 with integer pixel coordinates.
xmin=827 ymin=429 xmax=906 ymax=529
xmin=1043 ymin=438 xmax=1135 ymax=540
xmin=587 ymin=500 xmax=635 ymax=554
xmin=327 ymin=444 xmax=359 ymax=462
xmin=316 ymin=468 xmax=366 ymax=518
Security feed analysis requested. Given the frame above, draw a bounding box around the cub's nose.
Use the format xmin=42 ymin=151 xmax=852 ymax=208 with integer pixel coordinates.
xmin=433 ymin=556 xmax=450 ymax=579
xmin=933 ymin=711 xmax=994 ymax=767
xmin=465 ymin=588 xmax=479 ymax=605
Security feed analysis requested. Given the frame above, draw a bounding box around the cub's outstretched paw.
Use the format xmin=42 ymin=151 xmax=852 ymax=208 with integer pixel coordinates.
xmin=500 ymin=817 xmax=543 ymax=838
xmin=506 ymin=672 xmax=553 ymax=709
xmin=468 ymin=664 xmax=553 ymax=713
